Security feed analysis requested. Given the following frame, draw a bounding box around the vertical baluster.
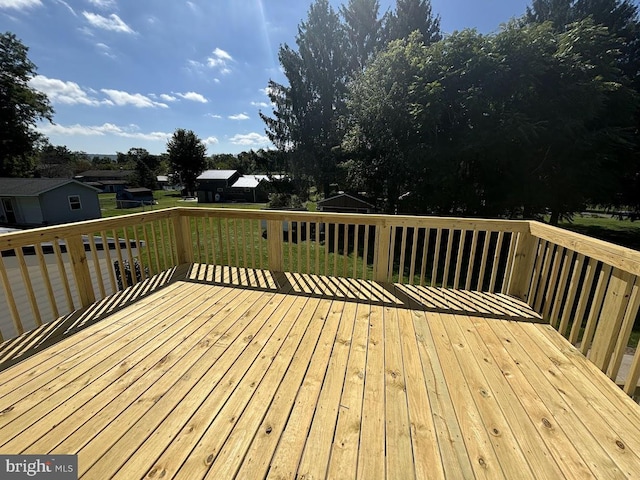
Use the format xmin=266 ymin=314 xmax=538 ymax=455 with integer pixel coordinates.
xmin=569 ymin=257 xmax=597 ymax=344
xmin=408 ymin=226 xmax=419 ymax=285
xmin=37 ymin=242 xmax=60 ymax=318
xmin=580 ymin=264 xmax=611 ymax=355
xmin=53 ymin=239 xmax=74 ymax=311
xmin=101 ymin=230 xmax=118 ymax=292
xmin=442 ymin=229 xmax=454 ymax=288
xmin=431 ymin=228 xmax=442 ymax=287
xmin=549 ymin=251 xmax=574 ymax=328
xmin=306 ymin=221 xmax=311 ymax=274
xmin=124 ymin=227 xmax=137 ymax=286
xmin=362 ymin=224 xmax=370 ymax=280
xmin=353 ymin=224 xmax=360 ymax=279
xmin=500 ymin=232 xmax=518 ymax=294
xmin=112 ymin=228 xmax=128 ymax=289
xmin=419 ymin=228 xmax=430 ymax=287
xmin=487 ymin=231 xmax=504 ymax=292
xmin=88 ymin=234 xmax=106 ymax=298
xmin=453 ymin=230 xmax=466 ymax=289
xmin=0 ymin=253 xmax=23 ymax=335
xmin=476 ymin=231 xmax=492 ymax=291
xmin=558 ymin=254 xmax=586 ymax=336
xmin=465 ymin=230 xmax=479 ymax=290
xmin=397 ymin=226 xmax=407 ymax=284
xmin=16 ymin=246 xmax=41 ymax=326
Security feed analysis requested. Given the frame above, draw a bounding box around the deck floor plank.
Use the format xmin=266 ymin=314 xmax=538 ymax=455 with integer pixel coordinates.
xmin=4 ymin=283 xmax=245 ymax=453
xmin=0 ymin=272 xmax=638 ymax=480
xmin=471 ymin=317 xmax=596 ymax=479
xmin=79 ymin=289 xmax=292 ymax=478
xmin=487 ymin=319 xmax=633 ymax=479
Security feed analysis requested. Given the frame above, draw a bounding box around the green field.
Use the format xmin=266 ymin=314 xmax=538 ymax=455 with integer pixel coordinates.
xmin=98 ymin=190 xmax=267 ymax=217
xmin=558 ymin=213 xmax=640 ymax=251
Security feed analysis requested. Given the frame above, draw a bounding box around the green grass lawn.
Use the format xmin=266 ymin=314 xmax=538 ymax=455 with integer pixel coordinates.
xmin=558 ymin=213 xmax=640 ymax=251
xmin=99 ymin=190 xmax=267 ymax=218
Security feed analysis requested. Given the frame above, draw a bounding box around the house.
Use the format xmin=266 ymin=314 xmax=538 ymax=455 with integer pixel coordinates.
xmin=74 ymin=170 xmax=134 ymax=193
xmin=196 ymin=170 xmax=278 ymax=203
xmin=157 ymin=175 xmax=172 ymax=190
xmin=116 ymin=188 xmax=155 ymax=208
xmin=196 ymin=170 xmax=241 ymax=203
xmin=317 ymin=192 xmax=376 ymax=214
xmin=0 ymin=178 xmax=101 ymax=227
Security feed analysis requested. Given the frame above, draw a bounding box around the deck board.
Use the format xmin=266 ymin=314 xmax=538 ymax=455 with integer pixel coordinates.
xmin=1 ymin=269 xmax=639 ymax=479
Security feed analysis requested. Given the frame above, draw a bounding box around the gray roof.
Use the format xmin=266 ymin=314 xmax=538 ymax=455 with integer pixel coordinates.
xmin=231 ymin=176 xmax=260 ymax=188
xmin=0 ymin=178 xmax=100 ymax=196
xmin=197 ymin=170 xmax=238 ymax=180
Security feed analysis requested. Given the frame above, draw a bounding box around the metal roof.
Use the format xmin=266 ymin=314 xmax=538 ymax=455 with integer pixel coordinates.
xmin=231 ymin=176 xmax=260 ymax=188
xmin=196 ymin=170 xmax=238 ymax=180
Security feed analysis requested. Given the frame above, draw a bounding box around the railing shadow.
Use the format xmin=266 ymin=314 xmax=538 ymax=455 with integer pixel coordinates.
xmin=0 ymin=265 xmax=188 ymax=371
xmin=184 ymin=264 xmax=543 ymax=322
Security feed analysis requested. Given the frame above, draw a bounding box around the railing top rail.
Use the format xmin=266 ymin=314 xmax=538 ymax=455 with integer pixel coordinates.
xmin=529 ymin=221 xmax=640 ymax=276
xmin=176 ymin=207 xmax=531 ymax=232
xmin=0 ymin=208 xmax=178 ymax=250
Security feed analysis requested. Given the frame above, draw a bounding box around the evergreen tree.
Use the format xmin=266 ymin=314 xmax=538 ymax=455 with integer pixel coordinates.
xmin=386 ymin=0 xmax=442 ymax=45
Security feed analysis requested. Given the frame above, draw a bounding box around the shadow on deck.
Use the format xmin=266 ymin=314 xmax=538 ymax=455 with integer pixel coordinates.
xmin=0 ymin=263 xmax=541 ymax=372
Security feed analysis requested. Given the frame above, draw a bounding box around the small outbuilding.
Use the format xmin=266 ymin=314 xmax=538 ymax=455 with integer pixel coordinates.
xmin=0 ymin=178 xmax=101 ymax=227
xmin=116 ymin=188 xmax=155 ymax=208
xmin=317 ymin=193 xmax=376 ymax=214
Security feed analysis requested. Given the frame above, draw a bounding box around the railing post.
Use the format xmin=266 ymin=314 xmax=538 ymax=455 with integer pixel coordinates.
xmin=172 ymin=212 xmax=193 ymax=265
xmin=267 ymin=220 xmax=283 ymax=272
xmin=66 ymin=235 xmax=96 ymax=307
xmin=507 ymin=228 xmax=538 ymax=303
xmin=374 ymin=224 xmax=392 ymax=282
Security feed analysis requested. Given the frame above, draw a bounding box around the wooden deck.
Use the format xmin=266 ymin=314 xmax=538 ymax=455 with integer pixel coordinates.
xmin=1 ymin=265 xmax=640 ymax=479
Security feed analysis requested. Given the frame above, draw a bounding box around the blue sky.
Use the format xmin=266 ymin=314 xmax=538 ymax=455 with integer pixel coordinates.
xmin=1 ymin=0 xmax=532 ymax=156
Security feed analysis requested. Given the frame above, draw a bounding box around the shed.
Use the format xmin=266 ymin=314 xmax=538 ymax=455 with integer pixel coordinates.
xmin=116 ymin=188 xmax=155 ymax=209
xmin=317 ymin=193 xmax=376 ymax=214
xmin=0 ymin=178 xmax=101 ymax=227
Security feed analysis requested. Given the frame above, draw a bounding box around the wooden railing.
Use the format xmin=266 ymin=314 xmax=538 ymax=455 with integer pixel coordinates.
xmin=1 ymin=208 xmax=639 ymax=396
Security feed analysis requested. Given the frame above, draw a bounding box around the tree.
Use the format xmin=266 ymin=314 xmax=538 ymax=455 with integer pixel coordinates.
xmin=261 ymin=0 xmax=349 ymax=196
xmin=0 ymin=32 xmax=53 ymax=177
xmin=166 ymin=129 xmax=206 ymax=196
xmin=385 ymin=0 xmax=442 ymax=45
xmin=36 ymin=142 xmax=91 ymax=177
xmin=124 ymin=148 xmax=160 ymax=190
xmin=341 ymin=0 xmax=385 ymax=73
xmin=344 ymin=21 xmax=637 ymax=219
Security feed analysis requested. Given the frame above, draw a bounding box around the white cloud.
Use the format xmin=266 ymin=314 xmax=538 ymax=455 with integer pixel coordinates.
xmin=54 ymin=0 xmax=75 ymax=15
xmin=29 ymin=75 xmax=108 ymax=106
xmin=177 ymin=91 xmax=208 ymax=103
xmin=0 ymin=0 xmax=41 ymax=9
xmin=229 ymin=113 xmax=249 ymax=121
xmin=87 ymin=0 xmax=116 ymax=9
xmin=101 ymin=89 xmax=168 ymax=108
xmin=82 ymin=12 xmax=135 ymax=34
xmin=207 ymin=48 xmax=233 ymax=74
xmin=213 ymin=78 xmax=220 ymax=84
xmin=160 ymin=94 xmax=177 ymax=102
xmin=38 ymin=122 xmax=171 ymax=142
xmin=259 ymin=86 xmax=275 ymax=97
xmin=230 ymin=132 xmax=270 ymax=147
xmin=95 ymin=42 xmax=116 ymax=58
xmin=203 ymin=136 xmax=219 ymax=145
xmin=206 ymin=113 xmax=222 ymax=119
xmin=250 ymin=101 xmax=270 ymax=108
